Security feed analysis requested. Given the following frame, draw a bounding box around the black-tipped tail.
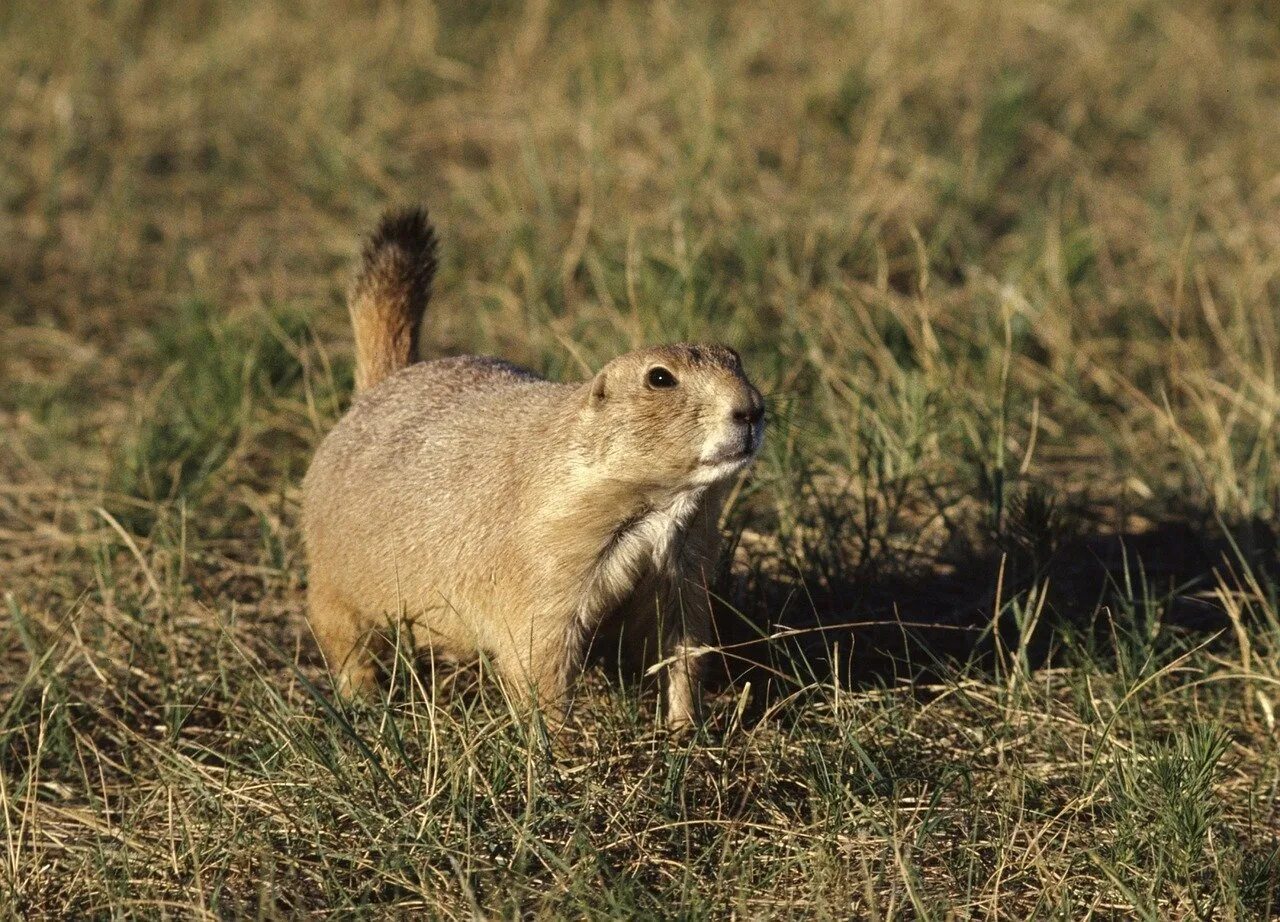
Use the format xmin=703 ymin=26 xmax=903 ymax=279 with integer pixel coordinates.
xmin=348 ymin=206 xmax=439 ymax=392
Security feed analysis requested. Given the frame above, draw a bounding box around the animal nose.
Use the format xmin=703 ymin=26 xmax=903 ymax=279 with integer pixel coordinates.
xmin=732 ymin=396 xmax=764 ymax=426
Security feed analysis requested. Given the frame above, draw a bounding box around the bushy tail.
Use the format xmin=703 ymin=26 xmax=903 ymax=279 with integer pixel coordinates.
xmin=348 ymin=206 xmax=438 ymax=392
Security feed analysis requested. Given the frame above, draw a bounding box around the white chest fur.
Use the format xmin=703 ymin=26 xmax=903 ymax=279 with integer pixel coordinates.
xmin=586 ymin=488 xmax=704 ymax=613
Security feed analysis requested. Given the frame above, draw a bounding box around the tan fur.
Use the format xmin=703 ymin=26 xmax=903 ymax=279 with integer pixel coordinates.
xmin=302 ymin=207 xmax=764 ymax=727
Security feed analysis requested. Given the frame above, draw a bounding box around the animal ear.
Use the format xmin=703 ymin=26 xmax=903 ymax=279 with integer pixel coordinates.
xmin=588 ymin=369 xmax=608 ymax=407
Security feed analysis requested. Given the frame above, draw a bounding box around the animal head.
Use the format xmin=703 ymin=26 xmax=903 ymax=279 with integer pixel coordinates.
xmin=581 ymin=344 xmax=764 ymax=493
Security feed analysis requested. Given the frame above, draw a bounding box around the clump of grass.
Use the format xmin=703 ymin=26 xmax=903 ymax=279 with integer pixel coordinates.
xmin=1103 ymin=722 xmax=1235 ymax=916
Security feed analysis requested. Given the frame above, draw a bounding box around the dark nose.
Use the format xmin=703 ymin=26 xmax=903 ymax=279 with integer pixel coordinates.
xmin=732 ymin=393 xmax=764 ymax=426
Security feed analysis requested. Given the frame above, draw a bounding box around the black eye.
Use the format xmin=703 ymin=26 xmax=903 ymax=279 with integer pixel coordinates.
xmin=646 ymin=366 xmax=678 ymax=389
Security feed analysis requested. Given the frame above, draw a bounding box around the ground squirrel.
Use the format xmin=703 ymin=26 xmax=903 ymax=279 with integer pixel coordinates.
xmin=301 ymin=207 xmax=764 ymax=727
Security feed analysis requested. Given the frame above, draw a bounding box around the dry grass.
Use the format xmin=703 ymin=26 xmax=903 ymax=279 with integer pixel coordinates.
xmin=2 ymin=0 xmax=1279 ymax=917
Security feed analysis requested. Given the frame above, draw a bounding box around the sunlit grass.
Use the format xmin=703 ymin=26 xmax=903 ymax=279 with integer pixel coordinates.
xmin=2 ymin=0 xmax=1279 ymax=916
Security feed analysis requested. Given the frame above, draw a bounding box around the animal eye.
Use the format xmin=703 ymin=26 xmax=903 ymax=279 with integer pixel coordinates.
xmin=646 ymin=366 xmax=678 ymax=389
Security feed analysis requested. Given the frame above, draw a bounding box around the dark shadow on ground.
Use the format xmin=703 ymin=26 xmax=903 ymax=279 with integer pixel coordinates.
xmin=702 ymin=512 xmax=1278 ymax=719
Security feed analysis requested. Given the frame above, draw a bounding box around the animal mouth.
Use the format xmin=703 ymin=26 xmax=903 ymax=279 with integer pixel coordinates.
xmin=701 ymin=449 xmax=750 ymax=467
xmin=699 ymin=423 xmax=763 ymax=467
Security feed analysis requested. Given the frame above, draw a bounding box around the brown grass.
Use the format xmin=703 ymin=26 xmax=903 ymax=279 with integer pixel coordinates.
xmin=2 ymin=0 xmax=1279 ymax=917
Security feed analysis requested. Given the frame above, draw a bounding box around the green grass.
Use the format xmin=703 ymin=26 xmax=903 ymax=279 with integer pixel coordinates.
xmin=3 ymin=0 xmax=1280 ymax=916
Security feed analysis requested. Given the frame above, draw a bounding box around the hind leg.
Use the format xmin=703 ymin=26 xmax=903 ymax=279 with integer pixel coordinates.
xmin=308 ymin=584 xmax=379 ymax=696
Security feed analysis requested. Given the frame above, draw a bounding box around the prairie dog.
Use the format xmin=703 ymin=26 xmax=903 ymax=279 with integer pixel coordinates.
xmin=301 ymin=207 xmax=764 ymax=727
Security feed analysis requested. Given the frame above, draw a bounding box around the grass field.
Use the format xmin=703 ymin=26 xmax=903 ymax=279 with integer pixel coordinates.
xmin=3 ymin=0 xmax=1280 ymax=916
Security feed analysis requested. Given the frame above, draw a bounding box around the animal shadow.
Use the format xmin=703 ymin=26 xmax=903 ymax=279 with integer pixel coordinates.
xmin=703 ymin=508 xmax=1277 ymax=723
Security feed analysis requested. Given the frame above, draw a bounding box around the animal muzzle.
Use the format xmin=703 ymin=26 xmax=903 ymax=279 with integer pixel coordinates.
xmin=731 ymin=390 xmax=766 ymax=457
